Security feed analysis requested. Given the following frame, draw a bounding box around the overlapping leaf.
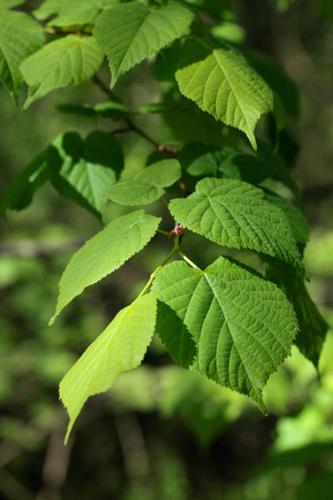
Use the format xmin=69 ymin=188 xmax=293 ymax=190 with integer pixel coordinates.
xmin=169 ymin=178 xmax=302 ymax=268
xmin=50 ymin=210 xmax=160 ymax=323
xmin=108 ymin=159 xmax=181 ymax=206
xmin=49 ymin=131 xmax=124 ymax=217
xmin=50 ymin=0 xmax=118 ymax=28
xmin=0 ymin=10 xmax=44 ymax=100
xmin=176 ymin=48 xmax=274 ymax=149
xmin=265 ymin=259 xmax=329 ymax=367
xmin=152 ymin=257 xmax=298 ymax=407
xmin=60 ymin=293 xmax=157 ymax=440
xmin=20 ymin=35 xmax=104 ymax=107
xmin=94 ymin=0 xmax=194 ymax=87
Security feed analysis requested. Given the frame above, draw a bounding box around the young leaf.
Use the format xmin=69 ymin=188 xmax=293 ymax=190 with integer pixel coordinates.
xmin=60 ymin=293 xmax=157 ymax=440
xmin=50 ymin=210 xmax=161 ymax=323
xmin=155 ymin=300 xmax=196 ymax=368
xmin=49 ymin=131 xmax=124 ymax=218
xmin=0 ymin=152 xmax=48 ymax=214
xmin=169 ymin=178 xmax=303 ymax=269
xmin=176 ymin=48 xmax=274 ymax=149
xmin=108 ymin=159 xmax=181 ymax=206
xmin=20 ymin=35 xmax=104 ymax=107
xmin=265 ymin=259 xmax=329 ymax=367
xmin=94 ymin=0 xmax=194 ymax=87
xmin=0 ymin=10 xmax=44 ymax=101
xmin=152 ymin=257 xmax=298 ymax=408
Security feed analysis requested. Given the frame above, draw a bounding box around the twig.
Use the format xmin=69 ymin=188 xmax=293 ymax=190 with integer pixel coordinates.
xmin=93 ymin=75 xmax=179 ymax=153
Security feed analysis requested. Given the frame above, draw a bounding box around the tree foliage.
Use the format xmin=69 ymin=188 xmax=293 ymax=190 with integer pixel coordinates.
xmin=0 ymin=0 xmax=329 ymax=439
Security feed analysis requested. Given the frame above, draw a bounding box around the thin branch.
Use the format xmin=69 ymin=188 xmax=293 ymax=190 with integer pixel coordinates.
xmin=93 ymin=75 xmax=179 ymax=153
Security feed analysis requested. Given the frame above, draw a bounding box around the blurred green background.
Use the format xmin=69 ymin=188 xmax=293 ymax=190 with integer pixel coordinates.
xmin=1 ymin=1 xmax=333 ymax=499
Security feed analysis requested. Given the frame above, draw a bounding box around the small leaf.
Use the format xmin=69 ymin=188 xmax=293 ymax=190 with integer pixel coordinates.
xmin=20 ymin=35 xmax=104 ymax=107
xmin=152 ymin=257 xmax=297 ymax=408
xmin=0 ymin=10 xmax=44 ymax=101
xmin=176 ymin=48 xmax=274 ymax=149
xmin=155 ymin=300 xmax=196 ymax=368
xmin=169 ymin=178 xmax=302 ymax=269
xmin=0 ymin=152 xmax=48 ymax=214
xmin=33 ymin=0 xmax=66 ymax=20
xmin=50 ymin=0 xmax=118 ymax=28
xmin=265 ymin=259 xmax=329 ymax=367
xmin=49 ymin=131 xmax=124 ymax=217
xmin=58 ymin=100 xmax=128 ymax=120
xmin=50 ymin=210 xmax=161 ymax=323
xmin=94 ymin=0 xmax=194 ymax=87
xmin=108 ymin=159 xmax=181 ymax=206
xmin=60 ymin=293 xmax=157 ymax=440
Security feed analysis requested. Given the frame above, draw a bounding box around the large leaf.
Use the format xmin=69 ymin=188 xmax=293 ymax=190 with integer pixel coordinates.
xmin=20 ymin=35 xmax=104 ymax=107
xmin=0 ymin=152 xmax=48 ymax=214
xmin=108 ymin=159 xmax=181 ymax=206
xmin=176 ymin=48 xmax=274 ymax=149
xmin=60 ymin=293 xmax=157 ymax=440
xmin=0 ymin=10 xmax=44 ymax=100
xmin=265 ymin=259 xmax=329 ymax=367
xmin=169 ymin=178 xmax=302 ymax=269
xmin=152 ymin=257 xmax=297 ymax=408
xmin=155 ymin=301 xmax=196 ymax=368
xmin=49 ymin=131 xmax=124 ymax=218
xmin=94 ymin=0 xmax=194 ymax=87
xmin=50 ymin=210 xmax=161 ymax=323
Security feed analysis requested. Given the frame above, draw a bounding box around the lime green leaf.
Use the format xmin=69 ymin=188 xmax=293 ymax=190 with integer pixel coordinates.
xmin=265 ymin=259 xmax=328 ymax=367
xmin=265 ymin=192 xmax=309 ymax=245
xmin=108 ymin=159 xmax=181 ymax=206
xmin=58 ymin=99 xmax=128 ymax=120
xmin=60 ymin=293 xmax=157 ymax=440
xmin=0 ymin=10 xmax=44 ymax=101
xmin=0 ymin=152 xmax=48 ymax=214
xmin=155 ymin=301 xmax=196 ymax=368
xmin=50 ymin=0 xmax=118 ymax=28
xmin=94 ymin=0 xmax=194 ymax=87
xmin=33 ymin=0 xmax=66 ymax=20
xmin=152 ymin=257 xmax=297 ymax=408
xmin=50 ymin=210 xmax=160 ymax=323
xmin=169 ymin=178 xmax=302 ymax=269
xmin=49 ymin=131 xmax=124 ymax=218
xmin=176 ymin=48 xmax=274 ymax=149
xmin=20 ymin=35 xmax=104 ymax=107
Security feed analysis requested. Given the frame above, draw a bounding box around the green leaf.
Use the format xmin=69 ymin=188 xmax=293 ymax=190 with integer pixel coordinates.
xmin=50 ymin=210 xmax=161 ymax=323
xmin=108 ymin=159 xmax=181 ymax=206
xmin=58 ymin=99 xmax=128 ymax=120
xmin=169 ymin=178 xmax=302 ymax=269
xmin=0 ymin=10 xmax=44 ymax=101
xmin=264 ymin=192 xmax=309 ymax=245
xmin=50 ymin=0 xmax=118 ymax=28
xmin=176 ymin=48 xmax=274 ymax=149
xmin=265 ymin=259 xmax=329 ymax=367
xmin=94 ymin=0 xmax=194 ymax=87
xmin=20 ymin=35 xmax=104 ymax=107
xmin=0 ymin=152 xmax=48 ymax=214
xmin=60 ymin=293 xmax=157 ymax=440
xmin=152 ymin=257 xmax=297 ymax=408
xmin=33 ymin=0 xmax=66 ymax=20
xmin=155 ymin=300 xmax=196 ymax=368
xmin=49 ymin=131 xmax=124 ymax=218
